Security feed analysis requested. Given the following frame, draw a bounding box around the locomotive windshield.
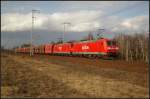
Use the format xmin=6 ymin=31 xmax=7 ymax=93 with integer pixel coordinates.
xmin=107 ymin=41 xmax=116 ymax=46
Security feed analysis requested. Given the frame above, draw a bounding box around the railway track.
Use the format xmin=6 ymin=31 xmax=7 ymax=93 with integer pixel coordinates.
xmin=15 ymin=52 xmax=148 ymax=73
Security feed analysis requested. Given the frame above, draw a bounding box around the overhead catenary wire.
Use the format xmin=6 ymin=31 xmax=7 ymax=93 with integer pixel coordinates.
xmin=101 ymin=3 xmax=145 ymax=19
xmin=106 ymin=7 xmax=149 ymax=33
xmin=88 ymin=3 xmax=148 ymax=39
xmin=93 ymin=3 xmax=148 ymax=35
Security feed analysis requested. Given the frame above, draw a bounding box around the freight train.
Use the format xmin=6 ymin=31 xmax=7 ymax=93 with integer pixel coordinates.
xmin=15 ymin=38 xmax=119 ymax=58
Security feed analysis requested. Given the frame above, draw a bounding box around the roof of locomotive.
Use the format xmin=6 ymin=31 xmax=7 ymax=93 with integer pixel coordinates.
xmin=71 ymin=38 xmax=111 ymax=43
xmin=36 ymin=38 xmax=112 ymax=46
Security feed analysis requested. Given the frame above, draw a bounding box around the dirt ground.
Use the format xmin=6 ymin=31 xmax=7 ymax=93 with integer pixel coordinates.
xmin=1 ymin=52 xmax=149 ymax=98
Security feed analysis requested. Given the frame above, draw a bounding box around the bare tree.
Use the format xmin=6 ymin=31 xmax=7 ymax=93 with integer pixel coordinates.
xmin=114 ymin=32 xmax=148 ymax=63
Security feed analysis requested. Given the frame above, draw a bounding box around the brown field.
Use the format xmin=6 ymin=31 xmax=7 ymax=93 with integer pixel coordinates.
xmin=1 ymin=51 xmax=149 ymax=98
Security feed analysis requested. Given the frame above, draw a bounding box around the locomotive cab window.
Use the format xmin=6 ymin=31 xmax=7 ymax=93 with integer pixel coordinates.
xmin=107 ymin=41 xmax=116 ymax=46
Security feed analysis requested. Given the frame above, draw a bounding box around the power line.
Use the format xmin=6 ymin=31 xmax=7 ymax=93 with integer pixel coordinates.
xmin=98 ymin=2 xmax=146 ymax=21
xmin=94 ymin=3 xmax=148 ymax=34
xmin=93 ymin=2 xmax=147 ymax=31
xmin=89 ymin=3 xmax=147 ymax=34
xmin=107 ymin=8 xmax=149 ymax=31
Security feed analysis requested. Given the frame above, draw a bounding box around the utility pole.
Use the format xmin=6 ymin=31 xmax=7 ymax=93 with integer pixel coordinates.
xmin=62 ymin=22 xmax=71 ymax=43
xmin=30 ymin=9 xmax=40 ymax=56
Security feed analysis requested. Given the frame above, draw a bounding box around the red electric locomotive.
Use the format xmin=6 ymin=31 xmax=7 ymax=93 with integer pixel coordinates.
xmin=69 ymin=38 xmax=119 ymax=57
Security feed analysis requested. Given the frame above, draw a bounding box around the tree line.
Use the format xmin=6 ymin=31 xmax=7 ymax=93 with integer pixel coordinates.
xmin=114 ymin=33 xmax=149 ymax=63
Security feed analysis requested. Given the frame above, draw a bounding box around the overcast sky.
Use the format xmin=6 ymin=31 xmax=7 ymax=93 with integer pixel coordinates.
xmin=1 ymin=1 xmax=149 ymax=49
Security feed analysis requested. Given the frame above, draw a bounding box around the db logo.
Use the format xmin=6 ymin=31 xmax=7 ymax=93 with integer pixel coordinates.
xmin=58 ymin=47 xmax=62 ymax=50
xmin=82 ymin=45 xmax=89 ymax=50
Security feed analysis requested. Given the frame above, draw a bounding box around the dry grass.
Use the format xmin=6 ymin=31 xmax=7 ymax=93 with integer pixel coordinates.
xmin=1 ymin=53 xmax=88 ymax=98
xmin=1 ymin=52 xmax=149 ymax=98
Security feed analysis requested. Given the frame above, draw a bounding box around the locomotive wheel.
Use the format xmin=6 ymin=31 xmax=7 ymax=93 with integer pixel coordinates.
xmin=79 ymin=54 xmax=83 ymax=57
xmin=95 ymin=55 xmax=101 ymax=59
xmin=82 ymin=54 xmax=84 ymax=57
xmin=92 ymin=55 xmax=97 ymax=59
xmin=83 ymin=54 xmax=87 ymax=58
xmin=88 ymin=54 xmax=94 ymax=59
xmin=102 ymin=55 xmax=114 ymax=60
